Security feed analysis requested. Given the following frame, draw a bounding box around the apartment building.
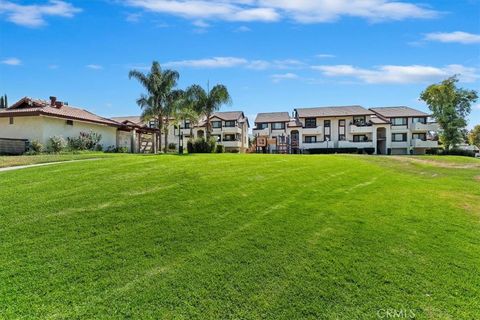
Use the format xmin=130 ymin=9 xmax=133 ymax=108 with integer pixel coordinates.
xmin=253 ymin=105 xmax=439 ymax=155
xmin=370 ymin=107 xmax=439 ymax=155
xmin=115 ymin=111 xmax=250 ymax=152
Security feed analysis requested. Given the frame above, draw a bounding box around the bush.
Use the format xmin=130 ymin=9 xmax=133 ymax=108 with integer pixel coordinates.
xmin=168 ymin=143 xmax=177 ymax=151
xmin=105 ymin=146 xmax=128 ymax=153
xmin=94 ymin=144 xmax=103 ymax=152
xmin=47 ymin=136 xmax=66 ymax=153
xmin=188 ymin=138 xmax=217 ymax=153
xmin=215 ymin=144 xmax=225 ymax=153
xmin=29 ymin=140 xmax=43 ymax=154
xmin=67 ymin=131 xmax=102 ymax=151
xmin=187 ymin=140 xmax=194 ymax=154
xmin=439 ymin=148 xmax=476 ymax=157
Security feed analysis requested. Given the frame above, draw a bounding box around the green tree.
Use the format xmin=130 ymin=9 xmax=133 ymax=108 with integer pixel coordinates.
xmin=129 ymin=62 xmax=179 ymax=153
xmin=0 ymin=95 xmax=4 ymax=108
xmin=4 ymin=94 xmax=7 ymax=108
xmin=420 ymin=76 xmax=478 ymax=150
xmin=469 ymin=125 xmax=480 ymax=147
xmin=185 ymin=83 xmax=231 ymax=138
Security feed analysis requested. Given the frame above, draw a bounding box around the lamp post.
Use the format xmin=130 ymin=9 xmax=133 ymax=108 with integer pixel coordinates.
xmin=179 ymin=132 xmax=184 ymax=155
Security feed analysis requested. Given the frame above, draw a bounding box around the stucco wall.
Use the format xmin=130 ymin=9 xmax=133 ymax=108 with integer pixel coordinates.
xmin=0 ymin=116 xmax=118 ymax=148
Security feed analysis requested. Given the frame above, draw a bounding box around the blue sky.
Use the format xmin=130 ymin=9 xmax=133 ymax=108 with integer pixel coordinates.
xmin=0 ymin=0 xmax=479 ymax=127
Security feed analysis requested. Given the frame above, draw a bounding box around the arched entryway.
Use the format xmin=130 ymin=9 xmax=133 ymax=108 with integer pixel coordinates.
xmin=376 ymin=127 xmax=387 ymax=155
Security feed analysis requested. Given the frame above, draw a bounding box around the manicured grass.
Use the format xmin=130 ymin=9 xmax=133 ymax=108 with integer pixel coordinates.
xmin=0 ymin=154 xmax=479 ymax=319
xmin=0 ymin=152 xmax=116 ymax=168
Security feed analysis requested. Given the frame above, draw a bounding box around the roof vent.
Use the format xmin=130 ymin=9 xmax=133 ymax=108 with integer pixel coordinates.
xmin=55 ymin=101 xmax=63 ymax=108
xmin=49 ymin=96 xmax=57 ymax=106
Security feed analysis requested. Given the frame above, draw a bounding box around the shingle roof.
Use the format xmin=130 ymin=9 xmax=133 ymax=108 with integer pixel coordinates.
xmin=370 ymin=106 xmax=430 ymax=118
xmin=211 ymin=111 xmax=245 ymax=121
xmin=255 ymin=112 xmax=290 ymax=123
xmin=295 ymin=106 xmax=374 ymax=118
xmin=1 ymin=97 xmax=122 ymax=127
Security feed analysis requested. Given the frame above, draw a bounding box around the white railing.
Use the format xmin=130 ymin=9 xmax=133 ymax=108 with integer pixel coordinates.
xmin=253 ymin=128 xmax=270 ymax=136
xmin=411 ymin=139 xmax=438 ymax=148
xmin=349 ymin=125 xmax=373 ymax=134
xmin=302 ymin=127 xmax=323 ymax=135
xmin=412 ymin=122 xmax=439 ymax=132
xmin=338 ymin=141 xmax=374 ymax=148
xmin=303 ymin=141 xmax=335 ymax=149
xmin=221 ymin=141 xmax=242 ymax=148
xmin=222 ymin=126 xmax=242 ymax=134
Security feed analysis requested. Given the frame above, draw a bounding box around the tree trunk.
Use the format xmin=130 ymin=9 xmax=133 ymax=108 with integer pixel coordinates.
xmin=206 ymin=112 xmax=211 ymax=139
xmin=158 ymin=116 xmax=163 ymax=154
xmin=164 ymin=119 xmax=169 ymax=153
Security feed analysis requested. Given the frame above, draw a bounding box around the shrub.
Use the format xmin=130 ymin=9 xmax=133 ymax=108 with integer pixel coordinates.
xmin=47 ymin=136 xmax=66 ymax=153
xmin=189 ymin=138 xmax=217 ymax=153
xmin=168 ymin=143 xmax=177 ymax=151
xmin=439 ymin=148 xmax=476 ymax=157
xmin=29 ymin=140 xmax=43 ymax=154
xmin=187 ymin=139 xmax=194 ymax=154
xmin=105 ymin=146 xmax=128 ymax=153
xmin=215 ymin=144 xmax=225 ymax=153
xmin=67 ymin=131 xmax=102 ymax=151
xmin=94 ymin=144 xmax=103 ymax=152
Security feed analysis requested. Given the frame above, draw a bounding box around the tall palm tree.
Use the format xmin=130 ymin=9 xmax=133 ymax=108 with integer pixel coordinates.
xmin=129 ymin=61 xmax=179 ymax=153
xmin=163 ymin=89 xmax=185 ymax=152
xmin=185 ymin=83 xmax=232 ymax=139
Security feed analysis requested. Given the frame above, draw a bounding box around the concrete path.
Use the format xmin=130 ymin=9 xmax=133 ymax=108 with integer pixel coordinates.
xmin=0 ymin=158 xmax=102 ymax=173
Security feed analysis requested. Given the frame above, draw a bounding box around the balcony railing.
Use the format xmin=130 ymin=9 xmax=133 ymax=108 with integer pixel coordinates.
xmin=412 ymin=122 xmax=439 ymax=132
xmin=302 ymin=141 xmax=334 ymax=149
xmin=411 ymin=139 xmax=438 ymax=148
xmin=338 ymin=141 xmax=374 ymax=148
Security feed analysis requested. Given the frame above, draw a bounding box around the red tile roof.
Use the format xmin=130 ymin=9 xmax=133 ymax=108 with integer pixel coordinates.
xmin=0 ymin=97 xmax=122 ymax=127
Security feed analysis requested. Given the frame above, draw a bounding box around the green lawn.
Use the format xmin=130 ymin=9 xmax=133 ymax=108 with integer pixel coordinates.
xmin=0 ymin=154 xmax=479 ymax=319
xmin=0 ymin=152 xmax=115 ymax=169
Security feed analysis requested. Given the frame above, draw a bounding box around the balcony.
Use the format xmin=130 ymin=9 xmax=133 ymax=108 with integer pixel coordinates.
xmin=221 ymin=141 xmax=242 ymax=148
xmin=222 ymin=126 xmax=242 ymax=134
xmin=412 ymin=122 xmax=439 ymax=132
xmin=391 ymin=125 xmax=408 ymax=131
xmin=303 ymin=141 xmax=334 ymax=149
xmin=338 ymin=141 xmax=374 ymax=149
xmin=391 ymin=141 xmax=408 ymax=148
xmin=411 ymin=139 xmax=438 ymax=148
xmin=302 ymin=126 xmax=323 ymax=135
xmin=349 ymin=124 xmax=373 ymax=134
xmin=253 ymin=128 xmax=270 ymax=136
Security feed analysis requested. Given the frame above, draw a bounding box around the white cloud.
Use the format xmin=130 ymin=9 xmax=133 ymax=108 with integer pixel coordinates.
xmin=123 ymin=0 xmax=438 ymax=24
xmin=86 ymin=64 xmax=103 ymax=70
xmin=0 ymin=0 xmax=81 ymax=27
xmin=126 ymin=12 xmax=142 ymax=22
xmin=271 ymin=73 xmax=299 ymax=83
xmin=313 ymin=64 xmax=478 ymax=84
xmin=163 ymin=56 xmax=306 ymax=70
xmin=164 ymin=57 xmax=248 ymax=68
xmin=316 ymin=54 xmax=335 ymax=58
xmin=424 ymin=31 xmax=480 ymax=44
xmin=1 ymin=57 xmax=21 ymax=66
xmin=235 ymin=25 xmax=251 ymax=32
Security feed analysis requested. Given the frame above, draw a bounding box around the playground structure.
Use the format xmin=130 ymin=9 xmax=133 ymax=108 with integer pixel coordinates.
xmin=254 ymin=134 xmax=302 ymax=154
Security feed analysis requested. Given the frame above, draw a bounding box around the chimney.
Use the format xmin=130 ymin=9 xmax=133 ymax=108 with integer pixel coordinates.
xmin=50 ymin=96 xmax=57 ymax=106
xmin=55 ymin=101 xmax=63 ymax=108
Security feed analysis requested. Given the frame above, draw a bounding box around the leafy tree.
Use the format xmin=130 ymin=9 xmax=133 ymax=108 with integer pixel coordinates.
xmin=0 ymin=95 xmax=4 ymax=108
xmin=420 ymin=76 xmax=478 ymax=150
xmin=4 ymin=94 xmax=7 ymax=108
xmin=185 ymin=83 xmax=231 ymax=138
xmin=469 ymin=125 xmax=480 ymax=147
xmin=129 ymin=62 xmax=179 ymax=153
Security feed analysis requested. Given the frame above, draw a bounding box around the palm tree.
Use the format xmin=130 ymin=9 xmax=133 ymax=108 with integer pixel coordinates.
xmin=129 ymin=61 xmax=179 ymax=153
xmin=163 ymin=89 xmax=185 ymax=152
xmin=185 ymin=83 xmax=231 ymax=139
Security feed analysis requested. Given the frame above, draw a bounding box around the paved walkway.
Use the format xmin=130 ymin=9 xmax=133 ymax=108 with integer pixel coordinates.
xmin=0 ymin=158 xmax=102 ymax=173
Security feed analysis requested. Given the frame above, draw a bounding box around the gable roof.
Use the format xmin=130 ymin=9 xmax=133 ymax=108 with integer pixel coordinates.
xmin=0 ymin=97 xmax=122 ymax=127
xmin=295 ymin=106 xmax=374 ymax=118
xmin=111 ymin=116 xmax=142 ymax=125
xmin=369 ymin=106 xmax=430 ymax=118
xmin=255 ymin=112 xmax=290 ymax=123
xmin=211 ymin=111 xmax=245 ymax=121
